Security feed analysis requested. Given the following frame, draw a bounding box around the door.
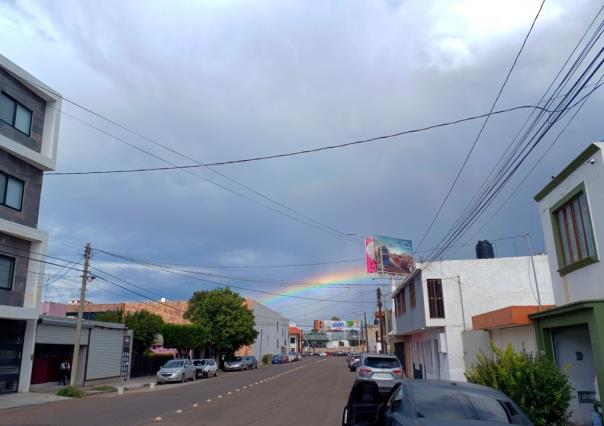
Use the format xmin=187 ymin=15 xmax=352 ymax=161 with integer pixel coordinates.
xmin=0 ymin=319 xmax=25 ymax=394
xmin=394 ymin=342 xmax=406 ymax=374
xmin=553 ymin=324 xmax=595 ymax=426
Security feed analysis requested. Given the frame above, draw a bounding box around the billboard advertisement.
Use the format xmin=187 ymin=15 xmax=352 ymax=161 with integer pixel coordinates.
xmin=365 ymin=235 xmax=414 ymax=275
xmin=324 ymin=320 xmax=361 ymax=331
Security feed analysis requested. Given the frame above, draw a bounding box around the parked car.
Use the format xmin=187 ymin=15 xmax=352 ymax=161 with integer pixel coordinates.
xmin=310 ymin=352 xmax=321 ymax=357
xmin=287 ymin=352 xmax=297 ymax=362
xmin=271 ymin=354 xmax=288 ymax=364
xmin=242 ymin=355 xmax=258 ymax=369
xmin=348 ymin=354 xmax=362 ymax=371
xmin=193 ymin=358 xmax=218 ymax=378
xmin=156 ymin=359 xmax=196 ymax=384
xmin=355 ymin=354 xmax=403 ymax=395
xmin=224 ymin=356 xmax=247 ymax=371
xmin=295 ymin=352 xmax=302 ymax=360
xmin=342 ymin=379 xmax=533 ymax=425
xmin=319 ymin=352 xmax=328 ymax=357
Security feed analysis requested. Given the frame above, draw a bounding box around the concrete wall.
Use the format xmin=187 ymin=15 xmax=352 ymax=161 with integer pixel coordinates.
xmin=537 ymin=143 xmax=604 ymax=305
xmin=243 ymin=300 xmax=288 ymax=359
xmin=0 ymin=232 xmax=30 ymax=307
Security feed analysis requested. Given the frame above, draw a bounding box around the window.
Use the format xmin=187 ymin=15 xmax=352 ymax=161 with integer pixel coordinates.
xmin=0 ymin=255 xmax=15 ymax=290
xmin=364 ymin=357 xmax=400 ymax=368
xmin=427 ymin=279 xmax=445 ymax=318
xmin=0 ymin=172 xmax=24 ymax=210
xmin=409 ymin=281 xmax=416 ymax=309
xmin=290 ymin=337 xmax=295 ymax=344
xmin=401 ymin=288 xmax=406 ymax=313
xmin=552 ymin=186 xmax=597 ymax=273
xmin=0 ymin=93 xmax=32 ymax=136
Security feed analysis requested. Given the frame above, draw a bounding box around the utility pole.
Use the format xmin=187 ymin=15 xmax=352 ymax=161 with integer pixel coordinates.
xmin=363 ymin=311 xmax=369 ymax=352
xmin=70 ymin=242 xmax=91 ymax=387
xmin=455 ymin=275 xmax=466 ymax=331
xmin=382 ymin=285 xmax=390 ymax=354
xmin=526 ymin=233 xmax=542 ymax=311
xmin=377 ymin=288 xmax=385 ymax=354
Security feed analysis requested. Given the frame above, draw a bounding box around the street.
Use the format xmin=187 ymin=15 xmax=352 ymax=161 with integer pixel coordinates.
xmin=0 ymin=357 xmax=353 ymax=426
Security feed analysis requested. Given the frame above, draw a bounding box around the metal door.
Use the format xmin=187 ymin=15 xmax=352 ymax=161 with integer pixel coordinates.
xmin=0 ymin=319 xmax=26 ymax=394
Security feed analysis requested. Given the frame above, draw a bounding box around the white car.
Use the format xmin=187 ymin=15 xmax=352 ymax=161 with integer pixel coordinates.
xmin=319 ymin=352 xmax=327 ymax=357
xmin=193 ymin=359 xmax=218 ymax=378
xmin=156 ymin=359 xmax=196 ymax=384
xmin=287 ymin=353 xmax=297 ymax=362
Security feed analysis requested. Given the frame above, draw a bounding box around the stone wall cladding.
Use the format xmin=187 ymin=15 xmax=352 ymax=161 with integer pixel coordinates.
xmin=0 ymin=232 xmax=31 ymax=307
xmin=0 ymin=149 xmax=43 ymax=228
xmin=66 ymin=301 xmax=190 ymax=325
xmin=0 ymin=68 xmax=45 ymax=153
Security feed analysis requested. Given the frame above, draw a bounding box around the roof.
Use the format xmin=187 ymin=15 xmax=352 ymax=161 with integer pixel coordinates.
xmin=472 ymin=305 xmax=553 ymax=330
xmin=288 ymin=326 xmax=302 ymax=335
xmin=530 ymin=299 xmax=604 ymax=320
xmin=39 ymin=315 xmax=126 ymax=330
xmin=534 ymin=142 xmax=603 ymax=202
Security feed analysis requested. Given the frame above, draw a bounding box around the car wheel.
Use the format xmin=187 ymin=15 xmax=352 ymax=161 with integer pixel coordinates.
xmin=214 ymin=371 xmax=218 ymax=377
xmin=180 ymin=374 xmax=185 ymax=383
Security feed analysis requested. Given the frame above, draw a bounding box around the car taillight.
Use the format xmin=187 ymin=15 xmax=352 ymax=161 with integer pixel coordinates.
xmin=359 ymin=367 xmax=371 ymax=374
xmin=393 ymin=369 xmax=402 ymax=375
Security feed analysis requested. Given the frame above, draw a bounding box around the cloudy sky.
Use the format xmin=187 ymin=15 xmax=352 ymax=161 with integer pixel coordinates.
xmin=1 ymin=0 xmax=602 ymax=325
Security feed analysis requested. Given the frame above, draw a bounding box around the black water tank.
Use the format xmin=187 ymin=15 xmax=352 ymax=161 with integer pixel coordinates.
xmin=476 ymin=240 xmax=495 ymax=259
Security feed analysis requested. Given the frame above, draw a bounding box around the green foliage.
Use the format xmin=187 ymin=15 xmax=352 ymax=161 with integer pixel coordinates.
xmin=94 ymin=310 xmax=123 ymax=323
xmin=161 ymin=323 xmax=206 ymax=357
xmin=56 ymin=386 xmax=85 ymax=398
xmin=124 ymin=310 xmax=164 ymax=355
xmin=466 ymin=343 xmax=572 ymax=426
xmin=185 ymin=288 xmax=258 ymax=354
xmin=261 ymin=354 xmax=273 ymax=365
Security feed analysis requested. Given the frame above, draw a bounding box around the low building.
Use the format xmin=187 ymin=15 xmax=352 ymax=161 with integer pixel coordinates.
xmin=531 ymin=142 xmax=604 ymax=425
xmin=463 ymin=305 xmax=552 ymax=372
xmin=30 ymin=316 xmax=133 ymax=387
xmin=391 ymin=255 xmax=553 ymax=381
xmin=236 ymin=300 xmax=289 ymax=359
xmin=288 ymin=325 xmax=303 ymax=353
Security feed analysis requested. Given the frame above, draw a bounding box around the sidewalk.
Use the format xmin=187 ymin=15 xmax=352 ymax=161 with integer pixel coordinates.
xmin=0 ymin=392 xmax=70 ymax=410
xmin=30 ymin=375 xmax=157 ymax=395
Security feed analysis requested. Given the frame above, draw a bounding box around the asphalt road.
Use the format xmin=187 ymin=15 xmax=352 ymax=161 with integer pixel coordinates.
xmin=0 ymin=357 xmax=354 ymax=426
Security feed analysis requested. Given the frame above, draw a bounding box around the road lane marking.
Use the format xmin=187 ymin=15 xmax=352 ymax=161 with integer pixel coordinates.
xmin=228 ymin=391 xmax=232 ymax=395
xmin=193 ymin=403 xmax=198 ymax=407
xmin=218 ymin=395 xmax=223 ymax=398
xmin=243 ymin=386 xmax=247 ymax=389
xmin=206 ymin=399 xmax=212 ymax=402
xmin=236 ymin=388 xmax=240 ymax=392
xmin=155 ymin=417 xmax=162 ymax=421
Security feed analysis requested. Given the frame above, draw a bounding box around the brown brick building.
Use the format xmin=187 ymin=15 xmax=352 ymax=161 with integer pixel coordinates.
xmin=65 ymin=301 xmax=190 ymax=325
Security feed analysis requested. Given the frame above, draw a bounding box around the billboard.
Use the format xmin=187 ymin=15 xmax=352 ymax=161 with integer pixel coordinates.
xmin=324 ymin=320 xmax=361 ymax=331
xmin=365 ymin=235 xmax=414 ymax=275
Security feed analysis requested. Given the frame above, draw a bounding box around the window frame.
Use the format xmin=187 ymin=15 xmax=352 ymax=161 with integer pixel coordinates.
xmin=0 ymin=91 xmax=33 ymax=137
xmin=427 ymin=279 xmax=445 ymax=318
xmin=550 ymin=183 xmax=598 ymax=276
xmin=401 ymin=287 xmax=406 ymax=313
xmin=0 ymin=171 xmax=25 ymax=212
xmin=0 ymin=254 xmax=16 ymax=291
xmin=409 ymin=281 xmax=416 ymax=309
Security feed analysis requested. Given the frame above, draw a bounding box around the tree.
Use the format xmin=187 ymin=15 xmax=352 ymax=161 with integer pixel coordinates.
xmin=185 ymin=288 xmax=258 ymax=356
xmin=466 ymin=343 xmax=572 ymax=426
xmin=330 ymin=316 xmax=341 ymax=321
xmin=124 ymin=310 xmax=164 ymax=355
xmin=161 ymin=323 xmax=206 ymax=358
xmin=94 ymin=310 xmax=123 ymax=324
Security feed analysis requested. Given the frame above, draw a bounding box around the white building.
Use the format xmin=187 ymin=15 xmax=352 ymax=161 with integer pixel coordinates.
xmin=0 ymin=54 xmax=61 ymax=394
xmin=390 ymin=255 xmax=553 ymax=381
xmin=236 ymin=300 xmax=289 ymax=360
xmin=530 ymin=142 xmax=604 ymax=425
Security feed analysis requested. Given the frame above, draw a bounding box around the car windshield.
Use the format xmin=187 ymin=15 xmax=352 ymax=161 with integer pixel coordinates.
xmin=164 ymin=360 xmax=184 ymax=368
xmin=230 ymin=357 xmax=242 ymax=362
xmin=414 ymin=388 xmax=473 ymax=420
xmin=466 ymin=393 xmax=511 ymax=422
xmin=364 ymin=357 xmax=400 ymax=369
xmin=193 ymin=360 xmax=205 ymax=366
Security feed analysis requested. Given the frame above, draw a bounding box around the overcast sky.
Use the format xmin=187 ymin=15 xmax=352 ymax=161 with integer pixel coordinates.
xmin=1 ymin=0 xmax=602 ymax=325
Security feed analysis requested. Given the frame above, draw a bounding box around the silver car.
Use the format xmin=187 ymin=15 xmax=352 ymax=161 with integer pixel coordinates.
xmin=156 ymin=359 xmax=196 ymax=384
xmin=355 ymin=354 xmax=403 ymax=394
xmin=193 ymin=358 xmax=218 ymax=378
xmin=224 ymin=356 xmax=246 ymax=371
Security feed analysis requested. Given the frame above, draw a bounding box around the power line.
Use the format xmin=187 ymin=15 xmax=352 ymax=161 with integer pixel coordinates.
xmin=415 ymin=0 xmax=546 ymax=252
xmin=41 ymin=105 xmax=551 ymax=177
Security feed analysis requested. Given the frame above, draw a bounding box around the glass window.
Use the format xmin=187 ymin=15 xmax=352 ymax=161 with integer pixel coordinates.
xmin=0 ymin=256 xmax=15 ymax=290
xmin=6 ymin=177 xmax=23 ymax=210
xmin=0 ymin=174 xmax=7 ymax=200
xmin=164 ymin=360 xmax=184 ymax=368
xmin=553 ymin=189 xmax=597 ymax=269
xmin=409 ymin=282 xmax=416 ymax=309
xmin=364 ymin=357 xmax=400 ymax=368
xmin=467 ymin=394 xmax=510 ymax=423
xmin=14 ymin=104 xmax=32 ymax=136
xmin=427 ymin=279 xmax=445 ymax=318
xmin=0 ymin=94 xmax=15 ymax=125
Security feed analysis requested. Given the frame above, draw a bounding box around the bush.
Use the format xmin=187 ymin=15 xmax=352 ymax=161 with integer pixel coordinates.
xmin=261 ymin=354 xmax=273 ymax=365
xmin=466 ymin=343 xmax=572 ymax=426
xmin=56 ymin=386 xmax=85 ymax=398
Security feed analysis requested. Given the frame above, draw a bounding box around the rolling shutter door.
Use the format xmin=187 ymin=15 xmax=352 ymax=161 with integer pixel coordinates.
xmin=36 ymin=324 xmax=89 ymax=345
xmin=86 ymin=328 xmax=122 ymax=380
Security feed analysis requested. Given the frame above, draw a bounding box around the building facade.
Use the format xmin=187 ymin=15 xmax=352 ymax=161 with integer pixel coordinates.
xmin=390 ymin=255 xmax=553 ymax=381
xmin=531 ymin=143 xmax=604 ymax=425
xmin=236 ymin=300 xmax=289 ymax=359
xmin=0 ymin=54 xmax=61 ymax=394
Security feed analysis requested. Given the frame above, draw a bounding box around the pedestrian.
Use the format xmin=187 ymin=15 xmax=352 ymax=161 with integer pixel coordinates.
xmin=59 ymin=359 xmax=71 ymax=385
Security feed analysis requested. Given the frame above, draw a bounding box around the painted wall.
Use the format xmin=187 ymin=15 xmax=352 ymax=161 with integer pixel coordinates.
xmin=239 ymin=300 xmax=288 ymax=359
xmin=393 ymin=255 xmax=553 ymax=381
xmin=536 ymin=143 xmax=604 ymax=305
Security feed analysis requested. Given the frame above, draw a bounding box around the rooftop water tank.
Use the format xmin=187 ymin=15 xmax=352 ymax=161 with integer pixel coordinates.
xmin=476 ymin=240 xmax=495 ymax=259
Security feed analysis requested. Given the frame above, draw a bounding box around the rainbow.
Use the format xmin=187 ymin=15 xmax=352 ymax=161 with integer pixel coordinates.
xmin=261 ymin=266 xmax=372 ymax=306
